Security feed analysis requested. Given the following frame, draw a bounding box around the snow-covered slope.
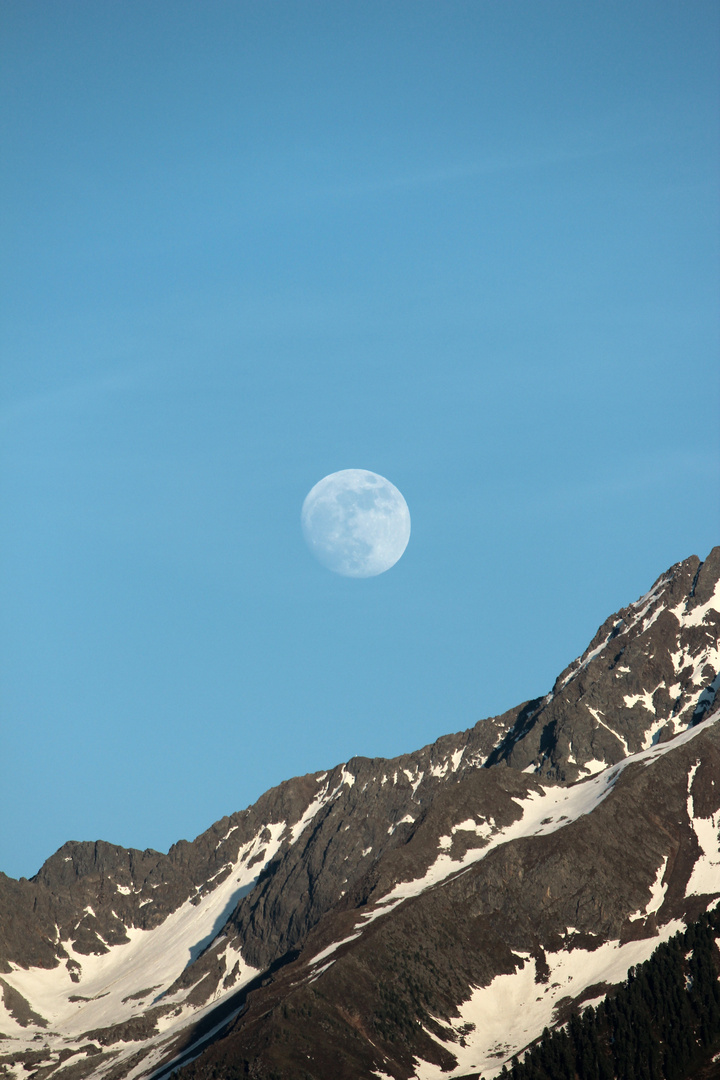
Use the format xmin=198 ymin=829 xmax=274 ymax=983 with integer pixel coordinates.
xmin=0 ymin=821 xmax=288 ymax=1077
xmin=404 ymin=715 xmax=720 ymax=1078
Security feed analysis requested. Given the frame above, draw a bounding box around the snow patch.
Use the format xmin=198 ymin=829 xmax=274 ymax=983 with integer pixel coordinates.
xmin=580 ymin=759 xmax=607 ymax=776
xmin=587 ymin=707 xmax=630 ymax=754
xmin=673 ymin=576 xmax=720 ymax=628
xmin=454 ymin=819 xmax=481 ymax=833
xmin=629 ymin=857 xmax=669 ymax=921
xmin=429 ymin=758 xmax=453 ymax=779
xmin=623 ymin=690 xmax=656 ymax=713
xmin=308 ymin=933 xmax=362 ymax=968
xmin=641 ymin=605 xmax=664 ymax=633
xmin=412 ymin=923 xmax=685 ymax=1079
xmin=388 ymin=814 xmax=415 ymax=836
xmin=205 ymin=862 xmax=232 ymax=884
xmin=215 ymin=824 xmax=239 ymax=850
xmin=624 ymin=575 xmax=670 ymax=632
xmin=641 ymin=715 xmax=676 ymax=751
xmin=686 ymin=763 xmax=720 ymax=897
xmin=290 ymin=782 xmax=332 ymax=844
xmin=307 ymin=960 xmax=335 ymax=985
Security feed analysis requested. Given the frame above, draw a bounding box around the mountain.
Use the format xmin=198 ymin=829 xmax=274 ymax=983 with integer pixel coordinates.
xmin=1 ymin=548 xmax=719 ymax=1080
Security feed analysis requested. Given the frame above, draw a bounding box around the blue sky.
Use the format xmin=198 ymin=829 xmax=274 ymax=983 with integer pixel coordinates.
xmin=2 ymin=1 xmax=719 ymax=879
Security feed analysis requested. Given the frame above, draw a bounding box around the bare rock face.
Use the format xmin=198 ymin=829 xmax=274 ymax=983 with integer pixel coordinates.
xmin=485 ymin=549 xmax=720 ymax=779
xmin=0 ymin=548 xmax=718 ymax=1080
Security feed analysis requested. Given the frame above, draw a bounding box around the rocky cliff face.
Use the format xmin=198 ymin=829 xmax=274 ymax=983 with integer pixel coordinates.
xmin=0 ymin=548 xmax=718 ymax=1080
xmin=487 ymin=548 xmax=720 ymax=779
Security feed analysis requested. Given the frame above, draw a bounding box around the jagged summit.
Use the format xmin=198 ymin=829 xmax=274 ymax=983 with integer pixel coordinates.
xmin=485 ymin=548 xmax=720 ymax=780
xmin=0 ymin=548 xmax=718 ymax=1080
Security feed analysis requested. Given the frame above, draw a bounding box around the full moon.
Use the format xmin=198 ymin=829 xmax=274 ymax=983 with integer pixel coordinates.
xmin=301 ymin=469 xmax=411 ymax=578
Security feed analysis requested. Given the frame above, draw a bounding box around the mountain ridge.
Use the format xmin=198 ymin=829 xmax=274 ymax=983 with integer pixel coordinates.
xmin=1 ymin=547 xmax=718 ymax=1080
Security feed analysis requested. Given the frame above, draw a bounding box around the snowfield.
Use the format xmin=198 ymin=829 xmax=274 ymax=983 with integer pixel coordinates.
xmin=412 ymin=923 xmax=687 ymax=1080
xmin=0 ymin=821 xmax=287 ymax=1079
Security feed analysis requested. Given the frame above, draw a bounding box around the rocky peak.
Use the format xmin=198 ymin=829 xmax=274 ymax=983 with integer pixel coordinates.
xmin=484 ymin=548 xmax=720 ymax=781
